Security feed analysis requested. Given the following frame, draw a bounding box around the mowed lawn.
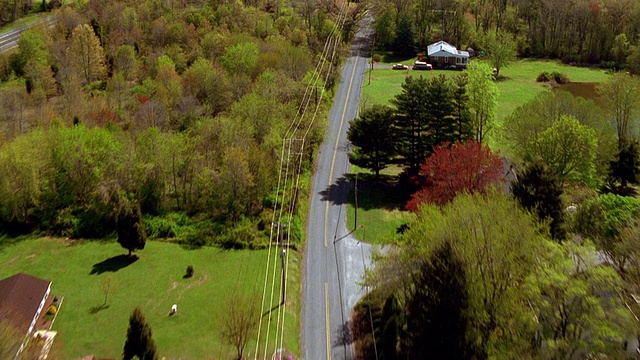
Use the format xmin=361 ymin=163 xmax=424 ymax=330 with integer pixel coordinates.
xmin=0 ymin=238 xmax=299 ymax=359
xmin=362 ymin=58 xmax=610 ymax=123
xmin=356 ymin=59 xmax=610 ymax=244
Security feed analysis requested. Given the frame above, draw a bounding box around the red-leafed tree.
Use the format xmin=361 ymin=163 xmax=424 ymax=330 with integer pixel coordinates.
xmin=406 ymin=140 xmax=505 ymax=210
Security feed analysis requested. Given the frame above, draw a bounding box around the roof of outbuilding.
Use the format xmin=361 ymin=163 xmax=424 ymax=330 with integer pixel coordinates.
xmin=0 ymin=273 xmax=51 ymax=334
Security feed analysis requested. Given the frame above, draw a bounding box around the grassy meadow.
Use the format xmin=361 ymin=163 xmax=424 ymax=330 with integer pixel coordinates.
xmin=0 ymin=238 xmax=299 ymax=359
xmin=347 ymin=165 xmax=416 ymax=245
xmin=355 ymin=58 xmax=611 ymax=244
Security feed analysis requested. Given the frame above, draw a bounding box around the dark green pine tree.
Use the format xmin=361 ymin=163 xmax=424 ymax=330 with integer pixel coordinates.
xmin=393 ymin=13 xmax=416 ymax=58
xmin=347 ymin=105 xmax=397 ymax=180
xmin=117 ymin=198 xmax=147 ymax=257
xmin=407 ymin=241 xmax=469 ymax=360
xmin=512 ymin=160 xmax=566 ymax=241
xmin=424 ymin=75 xmax=457 ymax=150
xmin=609 ymin=138 xmax=640 ymax=191
xmin=123 ymin=307 xmax=158 ymax=360
xmin=392 ymin=76 xmax=431 ymax=170
xmin=451 ymin=74 xmax=473 ymax=141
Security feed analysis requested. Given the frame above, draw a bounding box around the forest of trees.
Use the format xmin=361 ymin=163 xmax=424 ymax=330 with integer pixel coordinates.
xmin=0 ymin=0 xmax=362 ymax=246
xmin=371 ymin=0 xmax=640 ymax=72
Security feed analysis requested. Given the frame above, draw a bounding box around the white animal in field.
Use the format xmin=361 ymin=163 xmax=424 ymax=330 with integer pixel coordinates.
xmin=170 ymin=304 xmax=177 ymax=315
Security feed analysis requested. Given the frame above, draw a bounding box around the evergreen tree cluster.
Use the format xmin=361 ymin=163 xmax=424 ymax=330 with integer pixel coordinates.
xmin=348 ymin=74 xmax=475 ymax=177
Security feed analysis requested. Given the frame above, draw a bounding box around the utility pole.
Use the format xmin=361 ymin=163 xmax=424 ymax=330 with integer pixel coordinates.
xmin=354 ymin=172 xmax=358 ymax=231
xmin=274 ymin=221 xmax=289 ymax=305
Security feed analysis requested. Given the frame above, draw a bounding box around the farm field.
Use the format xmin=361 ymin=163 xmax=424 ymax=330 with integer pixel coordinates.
xmin=0 ymin=237 xmax=299 ymax=359
xmin=355 ymin=59 xmax=611 ymax=244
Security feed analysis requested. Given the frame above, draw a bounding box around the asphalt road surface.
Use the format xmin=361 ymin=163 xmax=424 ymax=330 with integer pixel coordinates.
xmin=0 ymin=16 xmax=55 ymax=53
xmin=302 ymin=14 xmax=375 ymax=360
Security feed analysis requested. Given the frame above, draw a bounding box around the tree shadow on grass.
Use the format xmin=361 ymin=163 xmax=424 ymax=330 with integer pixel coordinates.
xmin=90 ymin=254 xmax=138 ymax=275
xmin=88 ymin=304 xmax=109 ymax=314
xmin=353 ymin=173 xmax=408 ymax=211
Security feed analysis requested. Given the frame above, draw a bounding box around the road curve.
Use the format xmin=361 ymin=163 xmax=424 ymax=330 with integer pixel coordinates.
xmin=302 ymin=14 xmax=374 ymax=360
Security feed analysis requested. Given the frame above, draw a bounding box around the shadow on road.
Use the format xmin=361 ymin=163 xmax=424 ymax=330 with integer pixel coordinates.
xmin=319 ymin=175 xmax=353 ymax=206
xmin=90 ymin=254 xmax=139 ymax=275
xmin=320 ymin=173 xmax=409 ymax=211
xmin=334 ymin=321 xmax=354 ymax=346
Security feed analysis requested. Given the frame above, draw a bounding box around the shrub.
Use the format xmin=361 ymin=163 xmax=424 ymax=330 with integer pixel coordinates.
xmin=551 ymin=71 xmax=569 ymax=84
xmin=536 ymin=72 xmax=551 ymax=82
xmin=536 ymin=71 xmax=569 ymax=84
xmin=185 ymin=265 xmax=194 ymax=278
xmin=372 ymin=54 xmax=382 ymax=63
xmin=217 ymin=217 xmax=266 ymax=249
xmin=46 ymin=305 xmax=57 ymax=315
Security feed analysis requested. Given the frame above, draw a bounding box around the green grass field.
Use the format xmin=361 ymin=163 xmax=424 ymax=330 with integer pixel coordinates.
xmin=0 ymin=238 xmax=299 ymax=359
xmin=362 ymin=58 xmax=611 ymax=124
xmin=347 ymin=166 xmax=415 ymax=244
xmin=355 ymin=59 xmax=611 ymax=244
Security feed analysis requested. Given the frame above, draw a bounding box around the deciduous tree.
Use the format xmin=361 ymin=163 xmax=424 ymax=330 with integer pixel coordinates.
xmin=526 ymin=115 xmax=598 ymax=186
xmin=529 ymin=241 xmax=634 ymax=358
xmin=400 ymin=192 xmax=545 ymax=359
xmin=407 ymin=240 xmax=469 ymax=360
xmin=67 ymin=24 xmax=107 ymax=84
xmin=466 ymin=62 xmax=498 ymax=143
xmin=484 ymin=30 xmax=517 ymax=77
xmin=347 ymin=105 xmax=397 ymax=179
xmin=221 ymin=293 xmax=258 ymax=360
xmin=598 ymin=73 xmax=640 ymax=147
xmin=406 ymin=140 xmax=505 ymax=209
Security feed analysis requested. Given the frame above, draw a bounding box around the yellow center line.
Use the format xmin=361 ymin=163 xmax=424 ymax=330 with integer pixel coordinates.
xmin=323 ymin=54 xmax=359 ymax=360
xmin=324 ymin=55 xmax=359 ymax=248
xmin=325 ymin=282 xmax=331 ymax=360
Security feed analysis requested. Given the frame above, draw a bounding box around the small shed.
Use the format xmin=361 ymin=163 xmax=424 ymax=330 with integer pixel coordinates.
xmin=428 ymin=41 xmax=470 ymax=68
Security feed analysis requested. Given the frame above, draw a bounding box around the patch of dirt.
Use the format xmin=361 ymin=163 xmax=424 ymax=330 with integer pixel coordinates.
xmin=3 ymin=256 xmax=19 ymax=265
xmin=25 ymin=254 xmax=36 ymax=259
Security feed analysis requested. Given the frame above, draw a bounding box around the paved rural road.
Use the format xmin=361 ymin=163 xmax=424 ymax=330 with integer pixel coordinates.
xmin=302 ymin=14 xmax=375 ymax=360
xmin=0 ymin=16 xmax=55 ymax=53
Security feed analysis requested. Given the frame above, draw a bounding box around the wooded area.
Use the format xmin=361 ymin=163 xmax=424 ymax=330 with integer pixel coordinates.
xmin=0 ymin=0 xmax=360 ymax=245
xmin=372 ymin=0 xmax=640 ymax=71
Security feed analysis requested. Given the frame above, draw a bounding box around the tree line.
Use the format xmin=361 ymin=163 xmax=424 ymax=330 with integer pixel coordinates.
xmin=371 ymin=0 xmax=640 ymax=71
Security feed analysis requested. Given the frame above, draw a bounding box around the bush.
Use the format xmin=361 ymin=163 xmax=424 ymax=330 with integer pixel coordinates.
xmin=185 ymin=265 xmax=194 ymax=278
xmin=551 ymin=71 xmax=569 ymax=84
xmin=372 ymin=54 xmax=382 ymax=63
xmin=217 ymin=217 xmax=266 ymax=249
xmin=536 ymin=72 xmax=551 ymax=82
xmin=46 ymin=305 xmax=57 ymax=315
xmin=536 ymin=71 xmax=569 ymax=84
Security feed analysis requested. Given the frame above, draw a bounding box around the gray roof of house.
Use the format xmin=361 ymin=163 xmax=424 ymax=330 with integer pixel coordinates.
xmin=428 ymin=40 xmax=470 ymax=58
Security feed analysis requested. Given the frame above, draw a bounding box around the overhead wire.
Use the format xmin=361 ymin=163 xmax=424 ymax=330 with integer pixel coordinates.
xmin=253 ymin=1 xmax=351 ymax=358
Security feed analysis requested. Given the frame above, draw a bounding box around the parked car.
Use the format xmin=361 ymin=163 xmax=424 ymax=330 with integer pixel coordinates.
xmin=392 ymin=63 xmax=408 ymax=70
xmin=413 ymin=61 xmax=433 ymax=70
